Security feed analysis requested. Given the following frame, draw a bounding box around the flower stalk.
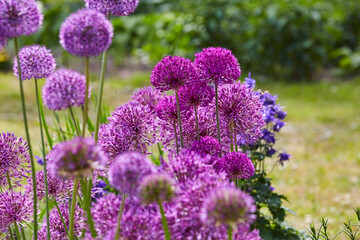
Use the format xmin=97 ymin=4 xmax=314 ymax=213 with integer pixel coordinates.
xmin=69 ymin=176 xmax=80 ymax=240
xmin=82 ymin=57 xmax=90 ymax=137
xmin=175 ymin=89 xmax=184 ymax=148
xmin=114 ymin=194 xmax=126 ymax=240
xmin=158 ymin=200 xmax=171 ymax=240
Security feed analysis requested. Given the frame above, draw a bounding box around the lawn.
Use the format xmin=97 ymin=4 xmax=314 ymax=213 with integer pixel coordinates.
xmin=1 ymin=70 xmax=359 ymax=237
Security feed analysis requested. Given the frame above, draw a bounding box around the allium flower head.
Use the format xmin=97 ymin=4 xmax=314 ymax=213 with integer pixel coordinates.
xmin=39 ymin=202 xmax=84 ymax=240
xmin=59 ymin=9 xmax=113 ymax=57
xmin=108 ymin=152 xmax=156 ymax=196
xmin=42 ymin=69 xmax=88 ymax=111
xmin=151 ymin=55 xmax=198 ymax=91
xmin=201 ymin=187 xmax=256 ymax=228
xmin=0 ymin=0 xmax=43 ymax=38
xmin=131 ymin=86 xmax=164 ymax=114
xmin=139 ymin=173 xmax=175 ymax=204
xmin=178 ymin=84 xmax=214 ymax=108
xmin=13 ymin=45 xmax=56 ymax=80
xmin=0 ymin=190 xmax=32 ymax=229
xmin=190 ymin=136 xmax=221 ymax=164
xmin=0 ymin=132 xmax=30 ymax=188
xmin=84 ymin=0 xmax=139 ymax=16
xmin=218 ymin=82 xmax=265 ymax=144
xmin=218 ymin=152 xmax=255 ymax=179
xmin=49 ymin=137 xmax=107 ymax=178
xmin=194 ymin=47 xmax=241 ymax=85
xmin=155 ymin=95 xmax=178 ymax=122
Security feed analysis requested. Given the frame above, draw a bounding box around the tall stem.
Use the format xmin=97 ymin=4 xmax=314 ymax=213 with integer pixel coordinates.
xmin=194 ymin=104 xmax=200 ymax=141
xmin=53 ymin=198 xmax=69 ymax=237
xmin=21 ymin=227 xmax=27 ymax=240
xmin=234 ymin=129 xmax=238 ymax=152
xmin=158 ymin=201 xmax=171 ymax=240
xmin=175 ymin=89 xmax=184 ymax=148
xmin=6 ymin=172 xmax=12 ymax=189
xmin=82 ymin=57 xmax=90 ymax=137
xmin=114 ymin=194 xmax=126 ymax=240
xmin=69 ymin=107 xmax=80 ymax=136
xmin=14 ymin=37 xmax=38 ymax=240
xmin=35 ymin=78 xmax=51 ymax=240
xmin=84 ymin=176 xmax=97 ymax=237
xmin=214 ymin=82 xmax=221 ymax=157
xmin=69 ymin=177 xmax=80 ymax=240
xmin=173 ymin=121 xmax=179 ymax=154
xmin=94 ymin=48 xmax=108 ymax=143
xmin=230 ymin=121 xmax=234 ymax=152
xmin=8 ymin=227 xmax=15 ymax=240
xmin=227 ymin=226 xmax=233 ymax=240
xmin=14 ymin=223 xmax=21 ymax=240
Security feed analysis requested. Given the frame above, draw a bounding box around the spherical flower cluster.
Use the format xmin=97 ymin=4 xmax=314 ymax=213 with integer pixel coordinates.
xmin=194 ymin=47 xmax=241 ymax=85
xmin=218 ymin=82 xmax=265 ymax=144
xmin=190 ymin=136 xmax=221 ymax=164
xmin=155 ymin=95 xmax=178 ymax=122
xmin=217 ymin=152 xmax=255 ymax=179
xmin=59 ymin=9 xmax=113 ymax=57
xmin=131 ymin=86 xmax=164 ymax=114
xmin=151 ymin=55 xmax=198 ymax=91
xmin=201 ymin=187 xmax=256 ymax=228
xmin=139 ymin=173 xmax=175 ymax=204
xmin=48 ymin=137 xmax=107 ymax=178
xmin=42 ymin=69 xmax=88 ymax=111
xmin=178 ymin=84 xmax=214 ymax=108
xmin=0 ymin=0 xmax=43 ymax=38
xmin=13 ymin=45 xmax=56 ymax=80
xmin=0 ymin=132 xmax=30 ymax=188
xmin=38 ymin=202 xmax=84 ymax=240
xmin=0 ymin=190 xmax=32 ymax=229
xmin=84 ymin=0 xmax=139 ymax=16
xmin=108 ymin=152 xmax=156 ymax=196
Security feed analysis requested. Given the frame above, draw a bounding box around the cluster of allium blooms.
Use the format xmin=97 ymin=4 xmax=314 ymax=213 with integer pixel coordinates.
xmin=0 ymin=132 xmax=30 ymax=188
xmin=38 ymin=202 xmax=84 ymax=240
xmin=194 ymin=47 xmax=241 ymax=85
xmin=0 ymin=0 xmax=43 ymax=38
xmin=218 ymin=82 xmax=265 ymax=144
xmin=178 ymin=84 xmax=214 ymax=108
xmin=42 ymin=69 xmax=88 ymax=111
xmin=150 ymin=55 xmax=199 ymax=91
xmin=84 ymin=0 xmax=139 ymax=16
xmin=216 ymin=152 xmax=255 ymax=180
xmin=190 ymin=136 xmax=221 ymax=164
xmin=48 ymin=137 xmax=107 ymax=178
xmin=59 ymin=9 xmax=113 ymax=57
xmin=131 ymin=86 xmax=164 ymax=114
xmin=0 ymin=190 xmax=33 ymax=229
xmin=13 ymin=45 xmax=56 ymax=80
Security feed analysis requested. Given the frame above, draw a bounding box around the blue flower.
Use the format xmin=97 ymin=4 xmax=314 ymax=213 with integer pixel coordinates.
xmin=244 ymin=72 xmax=256 ymax=88
xmin=278 ymin=152 xmax=291 ymax=165
xmin=263 ymin=107 xmax=276 ymax=123
xmin=260 ymin=92 xmax=277 ymax=106
xmin=273 ymin=120 xmax=285 ymax=132
xmin=266 ymin=147 xmax=277 ymax=157
xmin=35 ymin=156 xmax=44 ymax=166
xmin=261 ymin=129 xmax=275 ymax=144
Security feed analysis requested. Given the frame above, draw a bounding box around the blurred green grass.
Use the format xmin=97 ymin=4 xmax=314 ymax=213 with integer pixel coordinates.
xmin=1 ymin=72 xmax=360 ymax=237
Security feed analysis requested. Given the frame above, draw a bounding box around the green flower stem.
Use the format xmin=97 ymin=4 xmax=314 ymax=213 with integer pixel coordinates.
xmin=234 ymin=130 xmax=238 ymax=152
xmin=8 ymin=227 xmax=15 ymax=240
xmin=175 ymin=89 xmax=184 ymax=148
xmin=157 ymin=143 xmax=163 ymax=158
xmin=69 ymin=177 xmax=80 ymax=240
xmin=82 ymin=57 xmax=90 ymax=137
xmin=194 ymin=104 xmax=200 ymax=141
xmin=21 ymin=227 xmax=27 ymax=240
xmin=158 ymin=200 xmax=171 ymax=240
xmin=230 ymin=121 xmax=234 ymax=152
xmin=173 ymin=121 xmax=179 ymax=154
xmin=53 ymin=198 xmax=69 ymax=237
xmin=14 ymin=223 xmax=21 ymax=240
xmin=6 ymin=172 xmax=12 ymax=189
xmin=227 ymin=225 xmax=233 ymax=240
xmin=39 ymin=99 xmax=53 ymax=149
xmin=35 ymin=78 xmax=51 ymax=240
xmin=214 ymin=82 xmax=221 ymax=157
xmin=114 ymin=194 xmax=126 ymax=240
xmin=69 ymin=106 xmax=80 ymax=136
xmin=53 ymin=111 xmax=66 ymax=141
xmin=14 ymin=36 xmax=38 ymax=240
xmin=85 ymin=176 xmax=97 ymax=237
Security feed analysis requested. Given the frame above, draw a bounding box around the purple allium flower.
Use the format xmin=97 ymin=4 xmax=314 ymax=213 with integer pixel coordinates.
xmin=218 ymin=82 xmax=265 ymax=144
xmin=218 ymin=152 xmax=255 ymax=180
xmin=266 ymin=147 xmax=277 ymax=157
xmin=59 ymin=9 xmax=113 ymax=57
xmin=155 ymin=95 xmax=179 ymax=123
xmin=190 ymin=136 xmax=221 ymax=164
xmin=0 ymin=190 xmax=32 ymax=229
xmin=273 ymin=119 xmax=285 ymax=132
xmin=261 ymin=128 xmax=275 ymax=144
xmin=194 ymin=47 xmax=241 ymax=85
xmin=84 ymin=0 xmax=139 ymax=16
xmin=278 ymin=152 xmax=291 ymax=165
xmin=108 ymin=152 xmax=156 ymax=196
xmin=38 ymin=202 xmax=84 ymax=240
xmin=48 ymin=137 xmax=107 ymax=178
xmin=244 ymin=72 xmax=256 ymax=88
xmin=139 ymin=173 xmax=175 ymax=204
xmin=0 ymin=0 xmax=43 ymax=38
xmin=26 ymin=170 xmax=74 ymax=201
xmin=0 ymin=132 xmax=30 ymax=188
xmin=42 ymin=69 xmax=88 ymax=111
xmin=178 ymin=84 xmax=214 ymax=108
xmin=131 ymin=86 xmax=164 ymax=114
xmin=150 ymin=55 xmax=198 ymax=91
xmin=201 ymin=187 xmax=256 ymax=228
xmin=13 ymin=45 xmax=56 ymax=80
